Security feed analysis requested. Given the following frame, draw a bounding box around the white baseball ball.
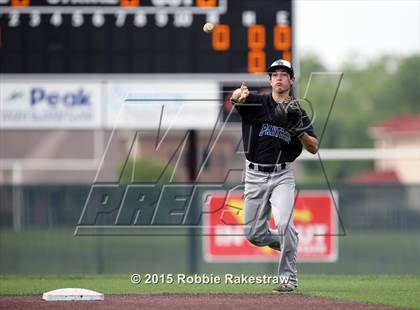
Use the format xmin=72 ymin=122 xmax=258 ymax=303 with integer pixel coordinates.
xmin=203 ymin=22 xmax=215 ymax=33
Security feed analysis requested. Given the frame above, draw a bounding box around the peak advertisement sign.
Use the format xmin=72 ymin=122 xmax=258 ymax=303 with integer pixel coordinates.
xmin=204 ymin=191 xmax=338 ymax=263
xmin=0 ymin=81 xmax=102 ymax=129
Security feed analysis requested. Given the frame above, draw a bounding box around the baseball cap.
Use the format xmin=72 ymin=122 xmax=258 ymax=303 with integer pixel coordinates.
xmin=267 ymin=59 xmax=294 ymax=77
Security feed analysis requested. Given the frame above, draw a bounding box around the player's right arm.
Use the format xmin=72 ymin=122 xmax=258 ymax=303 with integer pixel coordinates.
xmin=230 ymin=82 xmax=250 ymax=103
xmin=230 ymin=82 xmax=264 ymax=120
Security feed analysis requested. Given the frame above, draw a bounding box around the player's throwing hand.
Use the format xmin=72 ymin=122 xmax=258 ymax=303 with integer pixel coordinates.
xmin=231 ymin=82 xmax=249 ymax=103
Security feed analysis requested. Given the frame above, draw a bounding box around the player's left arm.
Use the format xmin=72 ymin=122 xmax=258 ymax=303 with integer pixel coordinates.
xmin=299 ymin=133 xmax=318 ymax=154
xmin=297 ymin=107 xmax=318 ymax=154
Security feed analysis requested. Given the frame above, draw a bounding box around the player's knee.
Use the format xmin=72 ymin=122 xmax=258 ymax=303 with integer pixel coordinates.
xmin=276 ymin=223 xmax=299 ymax=241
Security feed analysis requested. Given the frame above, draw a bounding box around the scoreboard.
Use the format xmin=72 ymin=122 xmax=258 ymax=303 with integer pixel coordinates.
xmin=0 ymin=0 xmax=293 ymax=73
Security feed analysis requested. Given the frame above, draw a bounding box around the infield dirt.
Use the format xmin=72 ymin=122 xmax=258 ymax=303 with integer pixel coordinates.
xmin=0 ymin=294 xmax=405 ymax=310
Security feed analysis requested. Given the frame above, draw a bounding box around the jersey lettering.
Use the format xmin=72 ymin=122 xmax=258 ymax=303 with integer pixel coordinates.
xmin=258 ymin=123 xmax=291 ymax=143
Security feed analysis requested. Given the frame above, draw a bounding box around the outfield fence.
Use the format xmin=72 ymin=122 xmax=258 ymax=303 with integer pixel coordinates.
xmin=0 ymin=183 xmax=419 ymax=275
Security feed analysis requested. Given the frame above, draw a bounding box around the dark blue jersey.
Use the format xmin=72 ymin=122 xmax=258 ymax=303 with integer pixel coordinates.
xmin=234 ymin=94 xmax=316 ymax=164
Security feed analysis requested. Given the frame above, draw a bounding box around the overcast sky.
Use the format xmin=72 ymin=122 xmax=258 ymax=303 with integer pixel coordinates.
xmin=295 ymin=0 xmax=420 ymax=69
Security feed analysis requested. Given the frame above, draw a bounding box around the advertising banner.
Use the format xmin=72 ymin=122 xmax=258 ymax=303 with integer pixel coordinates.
xmin=105 ymin=80 xmax=219 ymax=130
xmin=204 ymin=191 xmax=338 ymax=262
xmin=0 ymin=81 xmax=102 ymax=129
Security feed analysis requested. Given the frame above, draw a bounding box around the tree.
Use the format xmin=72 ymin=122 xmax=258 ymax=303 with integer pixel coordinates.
xmin=296 ymin=53 xmax=419 ymax=183
xmin=118 ymin=157 xmax=176 ymax=183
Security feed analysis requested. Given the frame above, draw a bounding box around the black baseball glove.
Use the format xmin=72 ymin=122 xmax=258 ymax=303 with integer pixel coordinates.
xmin=273 ymin=99 xmax=304 ymax=137
xmin=285 ymin=100 xmax=304 ymax=137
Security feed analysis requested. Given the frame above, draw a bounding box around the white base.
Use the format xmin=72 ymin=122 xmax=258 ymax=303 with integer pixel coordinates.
xmin=42 ymin=288 xmax=104 ymax=301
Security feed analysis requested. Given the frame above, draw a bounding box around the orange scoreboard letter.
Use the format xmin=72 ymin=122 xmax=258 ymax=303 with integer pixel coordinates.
xmin=274 ymin=25 xmax=291 ymax=51
xmin=12 ymin=0 xmax=30 ymax=7
xmin=248 ymin=25 xmax=266 ymax=50
xmin=120 ymin=0 xmax=140 ymax=7
xmin=197 ymin=0 xmax=216 ymax=7
xmin=212 ymin=24 xmax=230 ymax=51
xmin=248 ymin=50 xmax=266 ymax=73
xmin=282 ymin=51 xmax=292 ymax=62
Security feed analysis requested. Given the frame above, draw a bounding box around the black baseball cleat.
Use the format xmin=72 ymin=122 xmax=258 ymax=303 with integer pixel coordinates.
xmin=272 ymin=283 xmax=298 ymax=293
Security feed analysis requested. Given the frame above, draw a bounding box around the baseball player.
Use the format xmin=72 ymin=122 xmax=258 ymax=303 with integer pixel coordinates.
xmin=230 ymin=59 xmax=319 ymax=292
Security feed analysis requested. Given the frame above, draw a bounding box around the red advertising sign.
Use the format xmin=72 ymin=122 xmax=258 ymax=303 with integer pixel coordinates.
xmin=203 ymin=191 xmax=338 ymax=262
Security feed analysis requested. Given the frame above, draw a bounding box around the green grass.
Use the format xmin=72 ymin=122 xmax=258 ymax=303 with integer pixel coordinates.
xmin=0 ymin=274 xmax=419 ymax=309
xmin=1 ymin=229 xmax=419 ymax=275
